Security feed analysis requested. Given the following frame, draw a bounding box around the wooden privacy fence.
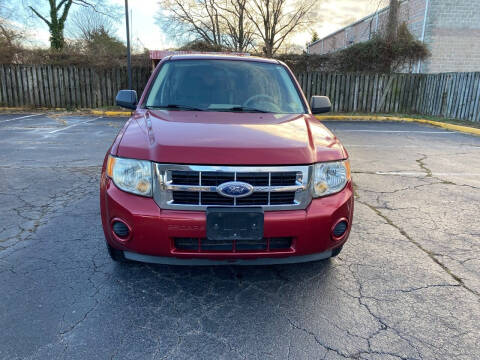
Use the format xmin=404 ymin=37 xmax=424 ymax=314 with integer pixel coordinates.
xmin=1 ymin=64 xmax=480 ymax=123
xmin=297 ymin=72 xmax=480 ymax=122
xmin=0 ymin=65 xmax=151 ymax=109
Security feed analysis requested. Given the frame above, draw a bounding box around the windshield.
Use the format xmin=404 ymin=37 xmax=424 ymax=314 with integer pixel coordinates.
xmin=144 ymin=59 xmax=306 ymax=114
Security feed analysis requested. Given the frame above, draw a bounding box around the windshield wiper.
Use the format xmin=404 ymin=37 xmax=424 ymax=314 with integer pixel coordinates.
xmin=145 ymin=104 xmax=204 ymax=111
xmin=211 ymin=106 xmax=270 ymax=113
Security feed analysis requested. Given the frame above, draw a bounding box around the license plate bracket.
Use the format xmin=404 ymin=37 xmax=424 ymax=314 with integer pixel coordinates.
xmin=206 ymin=207 xmax=264 ymax=241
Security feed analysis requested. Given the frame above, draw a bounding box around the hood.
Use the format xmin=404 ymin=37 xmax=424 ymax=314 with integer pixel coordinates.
xmin=115 ymin=110 xmax=347 ymax=165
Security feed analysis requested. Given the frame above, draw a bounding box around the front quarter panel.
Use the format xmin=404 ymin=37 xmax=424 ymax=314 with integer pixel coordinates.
xmin=110 ymin=116 xmax=135 ymax=156
xmin=307 ymin=116 xmax=348 ymax=161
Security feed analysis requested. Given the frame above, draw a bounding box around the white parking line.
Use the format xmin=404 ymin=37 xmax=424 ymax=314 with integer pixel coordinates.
xmin=48 ymin=117 xmax=103 ymax=134
xmin=334 ymin=130 xmax=454 ymax=134
xmin=344 ymin=144 xmax=422 ymax=148
xmin=0 ymin=114 xmax=43 ymax=123
xmin=375 ymin=171 xmax=480 ymax=176
xmin=344 ymin=144 xmax=480 ymax=148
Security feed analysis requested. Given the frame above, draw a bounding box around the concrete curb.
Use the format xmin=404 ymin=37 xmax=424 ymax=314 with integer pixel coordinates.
xmin=0 ymin=107 xmax=67 ymax=112
xmin=0 ymin=107 xmax=131 ymax=117
xmin=90 ymin=110 xmax=131 ymax=117
xmin=316 ymin=115 xmax=480 ymax=136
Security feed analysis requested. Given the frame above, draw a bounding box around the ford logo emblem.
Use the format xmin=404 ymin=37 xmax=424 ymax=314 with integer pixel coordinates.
xmin=217 ymin=181 xmax=254 ymax=198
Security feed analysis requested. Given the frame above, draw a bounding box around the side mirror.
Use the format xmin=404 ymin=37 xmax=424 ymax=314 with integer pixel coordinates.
xmin=310 ymin=96 xmax=331 ymax=114
xmin=116 ymin=90 xmax=137 ymax=110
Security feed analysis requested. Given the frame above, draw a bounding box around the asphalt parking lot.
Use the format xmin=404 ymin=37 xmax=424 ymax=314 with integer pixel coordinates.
xmin=0 ymin=112 xmax=479 ymax=360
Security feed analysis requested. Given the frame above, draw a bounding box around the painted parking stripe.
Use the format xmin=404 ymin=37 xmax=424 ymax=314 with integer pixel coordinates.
xmin=375 ymin=171 xmax=480 ymax=176
xmin=0 ymin=114 xmax=43 ymax=123
xmin=344 ymin=145 xmax=422 ymax=148
xmin=333 ymin=130 xmax=455 ymax=134
xmin=343 ymin=144 xmax=480 ymax=148
xmin=48 ymin=117 xmax=103 ymax=134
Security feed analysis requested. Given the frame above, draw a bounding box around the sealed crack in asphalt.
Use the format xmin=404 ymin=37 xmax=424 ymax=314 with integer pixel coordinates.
xmin=355 ymin=195 xmax=479 ymax=298
xmin=0 ymin=166 xmax=101 ymax=254
xmin=2 ymin=118 xmax=479 ymax=359
xmin=343 ymin=262 xmax=427 ymax=360
xmin=354 ymin=159 xmax=479 ymax=301
xmin=286 ymin=317 xmax=348 ymax=359
xmin=415 ymin=155 xmax=432 ymax=177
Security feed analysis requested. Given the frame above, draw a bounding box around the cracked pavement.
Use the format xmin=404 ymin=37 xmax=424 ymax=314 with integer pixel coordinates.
xmin=0 ymin=114 xmax=479 ymax=359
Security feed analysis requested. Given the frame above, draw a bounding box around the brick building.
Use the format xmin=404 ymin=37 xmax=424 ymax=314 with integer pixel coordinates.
xmin=307 ymin=0 xmax=480 ymax=73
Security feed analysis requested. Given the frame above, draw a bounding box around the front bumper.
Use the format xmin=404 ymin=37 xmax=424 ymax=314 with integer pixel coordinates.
xmin=123 ymin=249 xmax=334 ymax=265
xmin=100 ymin=178 xmax=354 ymax=264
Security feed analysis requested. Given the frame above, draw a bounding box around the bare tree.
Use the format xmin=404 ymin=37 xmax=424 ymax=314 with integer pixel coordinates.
xmin=0 ymin=17 xmax=25 ymax=63
xmin=218 ymin=0 xmax=255 ymax=52
xmin=69 ymin=6 xmax=116 ymax=41
xmin=157 ymin=0 xmax=316 ymax=55
xmin=157 ymin=0 xmax=256 ymax=52
xmin=246 ymin=0 xmax=316 ymax=57
xmin=157 ymin=0 xmax=223 ymax=46
xmin=28 ymin=0 xmax=117 ymax=49
xmin=0 ymin=0 xmax=19 ymax=22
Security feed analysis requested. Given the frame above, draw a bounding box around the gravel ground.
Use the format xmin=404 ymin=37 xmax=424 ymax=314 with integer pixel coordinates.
xmin=0 ymin=113 xmax=479 ymax=360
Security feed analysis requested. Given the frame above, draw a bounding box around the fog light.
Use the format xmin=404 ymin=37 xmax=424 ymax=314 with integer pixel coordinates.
xmin=332 ymin=220 xmax=348 ymax=238
xmin=112 ymin=221 xmax=129 ymax=238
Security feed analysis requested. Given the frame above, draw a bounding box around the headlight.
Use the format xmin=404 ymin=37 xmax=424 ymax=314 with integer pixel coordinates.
xmin=106 ymin=155 xmax=152 ymax=197
xmin=311 ymin=160 xmax=351 ymax=197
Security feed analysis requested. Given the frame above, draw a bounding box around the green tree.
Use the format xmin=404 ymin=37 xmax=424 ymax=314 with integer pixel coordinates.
xmin=28 ymin=0 xmax=118 ymax=50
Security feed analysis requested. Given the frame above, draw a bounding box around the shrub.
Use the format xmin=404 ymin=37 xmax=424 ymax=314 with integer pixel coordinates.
xmin=332 ymin=23 xmax=429 ymax=73
xmin=271 ymin=23 xmax=429 ymax=74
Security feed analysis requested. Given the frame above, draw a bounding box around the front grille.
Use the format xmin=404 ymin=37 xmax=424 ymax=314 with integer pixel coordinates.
xmin=236 ymin=192 xmax=268 ymax=205
xmin=172 ymin=191 xmax=199 ymax=204
xmin=171 ymin=171 xmax=297 ymax=187
xmin=171 ymin=170 xmax=299 ymax=206
xmin=154 ymin=164 xmax=312 ymax=211
xmin=201 ymin=192 xmax=234 ymax=205
xmin=270 ymin=192 xmax=296 ymax=205
xmin=171 ymin=171 xmax=199 ymax=185
xmin=271 ymin=172 xmax=297 ymax=186
xmin=236 ymin=173 xmax=269 ymax=186
xmin=174 ymin=237 xmax=293 ymax=252
xmin=201 ymin=172 xmax=235 ymax=186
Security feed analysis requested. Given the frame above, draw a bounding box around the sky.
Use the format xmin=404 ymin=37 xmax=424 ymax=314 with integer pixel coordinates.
xmin=24 ymin=0 xmax=388 ymax=51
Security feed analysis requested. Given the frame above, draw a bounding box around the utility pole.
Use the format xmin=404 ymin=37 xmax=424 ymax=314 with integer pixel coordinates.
xmin=125 ymin=0 xmax=132 ymax=89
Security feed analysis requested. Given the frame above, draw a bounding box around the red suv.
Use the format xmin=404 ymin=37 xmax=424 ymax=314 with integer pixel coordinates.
xmin=100 ymin=55 xmax=353 ymax=265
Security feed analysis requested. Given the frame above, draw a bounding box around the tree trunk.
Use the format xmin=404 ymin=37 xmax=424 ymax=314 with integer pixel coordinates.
xmin=386 ymin=0 xmax=399 ymax=43
xmin=263 ymin=39 xmax=274 ymax=57
xmin=50 ymin=21 xmax=65 ymax=49
xmin=29 ymin=0 xmax=74 ymax=50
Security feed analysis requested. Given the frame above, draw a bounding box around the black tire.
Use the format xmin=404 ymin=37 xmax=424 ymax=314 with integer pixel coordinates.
xmin=107 ymin=243 xmax=128 ymax=262
xmin=330 ymin=245 xmax=343 ymax=258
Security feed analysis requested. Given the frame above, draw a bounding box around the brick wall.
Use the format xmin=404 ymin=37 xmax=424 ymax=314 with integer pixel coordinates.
xmin=308 ymin=0 xmax=427 ymax=55
xmin=421 ymin=0 xmax=480 ymax=72
xmin=308 ymin=0 xmax=480 ymax=73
